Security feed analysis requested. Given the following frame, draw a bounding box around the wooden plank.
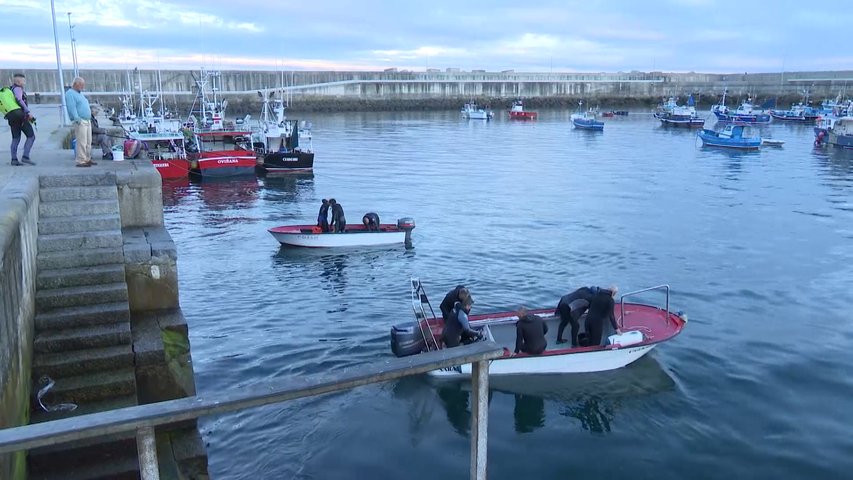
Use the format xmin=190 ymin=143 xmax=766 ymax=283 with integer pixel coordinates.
xmin=137 ymin=427 xmax=160 ymax=480
xmin=0 ymin=342 xmax=503 ymax=454
xmin=470 ymin=360 xmax=489 ymax=480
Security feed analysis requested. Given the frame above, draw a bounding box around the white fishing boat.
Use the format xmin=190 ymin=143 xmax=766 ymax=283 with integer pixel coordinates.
xmin=269 ymin=218 xmax=415 ymax=247
xmin=390 ymin=279 xmax=687 ymax=376
xmin=461 ymin=103 xmax=494 ymax=120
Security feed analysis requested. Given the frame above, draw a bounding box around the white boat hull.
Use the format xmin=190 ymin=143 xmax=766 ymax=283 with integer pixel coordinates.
xmin=271 ymin=231 xmax=406 ymax=247
xmin=429 ymin=344 xmax=656 ymax=377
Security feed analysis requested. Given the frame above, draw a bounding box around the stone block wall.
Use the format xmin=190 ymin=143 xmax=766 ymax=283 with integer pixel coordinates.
xmin=0 ymin=177 xmax=39 ymax=480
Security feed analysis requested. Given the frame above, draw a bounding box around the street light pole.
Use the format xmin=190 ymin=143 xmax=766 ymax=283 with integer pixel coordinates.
xmin=51 ymin=0 xmax=68 ymax=126
xmin=67 ymin=12 xmax=79 ymax=78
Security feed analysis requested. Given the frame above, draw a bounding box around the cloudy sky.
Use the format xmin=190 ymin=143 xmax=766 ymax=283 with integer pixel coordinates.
xmin=1 ymin=0 xmax=851 ymax=72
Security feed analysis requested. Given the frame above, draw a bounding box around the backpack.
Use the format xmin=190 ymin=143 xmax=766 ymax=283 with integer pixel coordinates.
xmin=0 ymin=86 xmax=21 ymax=116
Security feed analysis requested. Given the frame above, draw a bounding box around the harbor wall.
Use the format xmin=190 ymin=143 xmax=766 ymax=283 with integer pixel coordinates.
xmin=3 ymin=69 xmax=851 ymax=112
xmin=0 ymin=176 xmax=39 ymax=480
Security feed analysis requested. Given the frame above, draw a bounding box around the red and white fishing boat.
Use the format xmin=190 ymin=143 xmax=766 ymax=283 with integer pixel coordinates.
xmin=189 ymin=131 xmax=257 ymax=177
xmin=124 ymin=132 xmax=190 ymax=181
xmin=269 ymin=218 xmax=415 ymax=247
xmin=390 ymin=279 xmax=687 ymax=376
xmin=508 ymin=100 xmax=538 ymax=120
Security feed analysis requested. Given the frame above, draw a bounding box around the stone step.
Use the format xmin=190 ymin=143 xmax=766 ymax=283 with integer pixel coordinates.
xmin=31 ymin=393 xmax=138 ymax=424
xmin=39 ymin=199 xmax=119 ymax=219
xmin=39 ymin=172 xmax=116 ymax=188
xmin=38 ymin=214 xmax=121 ymax=235
xmin=34 ymin=322 xmax=131 ymax=353
xmin=33 ymin=344 xmax=135 ymax=378
xmin=38 ymin=230 xmax=123 ymax=253
xmin=36 ymin=264 xmax=126 ymax=290
xmin=28 ymin=432 xmax=139 ymax=480
xmin=37 ymin=246 xmax=124 ymax=271
xmin=34 ymin=368 xmax=137 ymax=405
xmin=35 ymin=302 xmax=130 ymax=331
xmin=36 ymin=282 xmax=128 ymax=313
xmin=39 ymin=185 xmax=117 ymax=203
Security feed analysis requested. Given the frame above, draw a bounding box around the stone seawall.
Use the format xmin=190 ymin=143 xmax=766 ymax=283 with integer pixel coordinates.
xmin=0 ymin=176 xmax=39 ymax=479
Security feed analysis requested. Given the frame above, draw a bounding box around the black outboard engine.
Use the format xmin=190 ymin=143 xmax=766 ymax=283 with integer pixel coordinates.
xmin=390 ymin=321 xmax=426 ymax=357
xmin=397 ymin=217 xmax=416 ymax=246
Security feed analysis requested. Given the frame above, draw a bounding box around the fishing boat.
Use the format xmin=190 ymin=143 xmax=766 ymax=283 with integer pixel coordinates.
xmin=770 ymin=103 xmax=820 ymax=122
xmin=389 ymin=279 xmax=687 ymax=376
xmin=571 ymin=102 xmax=604 ymax=130
xmin=461 ymin=103 xmax=494 ymax=120
xmin=252 ymin=91 xmax=315 ymax=175
xmin=815 ymin=116 xmax=853 ymax=149
xmin=654 ymin=95 xmax=705 ymax=128
xmin=124 ymin=131 xmax=190 ymax=180
xmin=507 ymin=101 xmax=537 ymax=120
xmin=188 ymin=130 xmax=258 ymax=177
xmin=697 ymin=124 xmax=762 ymax=150
xmin=269 ymin=218 xmax=415 ymax=248
xmin=712 ymin=90 xmax=772 ymax=124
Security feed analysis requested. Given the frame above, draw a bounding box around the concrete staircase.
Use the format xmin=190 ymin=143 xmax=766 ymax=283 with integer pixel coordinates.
xmin=29 ymin=173 xmax=140 ymax=480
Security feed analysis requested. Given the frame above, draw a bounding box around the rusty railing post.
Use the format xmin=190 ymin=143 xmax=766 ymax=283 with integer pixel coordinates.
xmin=470 ymin=360 xmax=489 ymax=480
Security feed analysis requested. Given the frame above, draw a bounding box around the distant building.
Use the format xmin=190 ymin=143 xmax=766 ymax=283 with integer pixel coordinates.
xmin=446 ymin=68 xmax=460 ymax=73
xmin=384 ymin=67 xmax=398 ymax=73
xmin=472 ymin=69 xmax=486 ymax=73
xmin=501 ymin=69 xmax=515 ymax=74
xmin=426 ymin=68 xmax=441 ymax=73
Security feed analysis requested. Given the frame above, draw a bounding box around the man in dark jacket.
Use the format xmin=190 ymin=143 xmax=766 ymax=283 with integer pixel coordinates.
xmin=585 ymin=286 xmax=622 ymax=346
xmin=317 ymin=199 xmax=330 ymax=232
xmin=90 ymin=106 xmax=112 ymax=159
xmin=329 ymin=198 xmax=346 ymax=233
xmin=362 ymin=212 xmax=380 ymax=231
xmin=440 ymin=285 xmax=470 ymax=321
xmin=555 ymin=286 xmax=596 ymax=346
xmin=442 ymin=297 xmax=479 ymax=348
xmin=515 ymin=307 xmax=548 ymax=355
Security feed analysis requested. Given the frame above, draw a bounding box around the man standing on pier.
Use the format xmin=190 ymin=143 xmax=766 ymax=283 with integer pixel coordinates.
xmin=65 ymin=77 xmax=96 ymax=167
xmin=4 ymin=73 xmax=36 ymax=166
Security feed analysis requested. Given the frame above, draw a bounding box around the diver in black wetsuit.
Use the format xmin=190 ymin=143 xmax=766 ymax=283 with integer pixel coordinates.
xmin=515 ymin=307 xmax=548 ymax=355
xmin=362 ymin=212 xmax=380 ymax=231
xmin=329 ymin=198 xmax=346 ymax=233
xmin=440 ymin=286 xmax=470 ymax=321
xmin=317 ymin=199 xmax=330 ymax=232
xmin=585 ymin=286 xmax=622 ymax=346
xmin=442 ymin=297 xmax=480 ymax=348
xmin=556 ymin=287 xmax=596 ymax=346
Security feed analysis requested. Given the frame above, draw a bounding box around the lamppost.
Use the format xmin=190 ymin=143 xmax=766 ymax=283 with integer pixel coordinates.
xmin=67 ymin=12 xmax=79 ymax=78
xmin=50 ymin=0 xmax=68 ymax=126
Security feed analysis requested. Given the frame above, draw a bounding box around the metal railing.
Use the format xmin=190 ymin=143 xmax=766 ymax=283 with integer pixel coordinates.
xmin=618 ymin=284 xmax=671 ymax=327
xmin=0 ymin=342 xmax=504 ymax=480
xmin=411 ymin=277 xmax=441 ymax=351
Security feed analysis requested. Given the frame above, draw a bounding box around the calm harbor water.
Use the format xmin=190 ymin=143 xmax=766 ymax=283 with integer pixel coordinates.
xmin=162 ymin=110 xmax=853 ymax=479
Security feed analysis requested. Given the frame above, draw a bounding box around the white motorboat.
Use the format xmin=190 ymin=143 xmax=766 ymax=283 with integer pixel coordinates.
xmin=461 ymin=103 xmax=494 ymax=120
xmin=269 ymin=218 xmax=415 ymax=248
xmin=390 ymin=279 xmax=687 ymax=376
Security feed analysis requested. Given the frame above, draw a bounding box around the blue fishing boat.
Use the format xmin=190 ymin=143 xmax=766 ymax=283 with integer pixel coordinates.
xmin=571 ymin=101 xmax=604 ymax=131
xmin=711 ymin=90 xmax=772 ymax=124
xmin=697 ymin=124 xmax=762 ymax=150
xmin=654 ymin=95 xmax=705 ymax=128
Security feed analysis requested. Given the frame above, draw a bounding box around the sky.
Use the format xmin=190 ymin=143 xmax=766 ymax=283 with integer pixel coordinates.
xmin=0 ymin=0 xmax=851 ymax=73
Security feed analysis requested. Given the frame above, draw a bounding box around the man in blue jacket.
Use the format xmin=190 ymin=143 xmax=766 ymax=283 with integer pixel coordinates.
xmin=65 ymin=77 xmax=96 ymax=167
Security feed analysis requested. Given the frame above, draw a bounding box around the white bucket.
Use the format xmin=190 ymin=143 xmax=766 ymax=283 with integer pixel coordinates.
xmin=608 ymin=330 xmax=643 ymax=347
xmin=111 ymin=146 xmax=124 ymax=161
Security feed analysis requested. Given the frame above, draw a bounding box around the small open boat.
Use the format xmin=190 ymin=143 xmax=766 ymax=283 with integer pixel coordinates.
xmin=697 ymin=124 xmax=762 ymax=150
xmin=761 ymin=139 xmax=785 ymax=147
xmin=508 ymin=101 xmax=537 ymax=120
xmin=269 ymin=218 xmax=415 ymax=247
xmin=390 ymin=279 xmax=687 ymax=376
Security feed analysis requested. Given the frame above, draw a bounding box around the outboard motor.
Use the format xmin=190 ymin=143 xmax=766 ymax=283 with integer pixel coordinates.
xmin=390 ymin=321 xmax=426 ymax=357
xmin=397 ymin=217 xmax=416 ymax=247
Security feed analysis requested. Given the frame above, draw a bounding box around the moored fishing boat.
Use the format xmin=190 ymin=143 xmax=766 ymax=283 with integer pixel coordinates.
xmin=252 ymin=92 xmax=315 ymax=175
xmin=815 ymin=116 xmax=853 ymax=149
xmin=571 ymin=101 xmax=604 ymax=130
xmin=389 ymin=279 xmax=686 ymax=376
xmin=189 ymin=130 xmax=257 ymax=177
xmin=269 ymin=218 xmax=415 ymax=248
xmin=712 ymin=90 xmax=772 ymax=124
xmin=654 ymin=95 xmax=705 ymax=128
xmin=697 ymin=123 xmax=762 ymax=149
xmin=124 ymin=131 xmax=190 ymax=180
xmin=461 ymin=102 xmax=494 ymax=120
xmin=508 ymin=100 xmax=537 ymax=120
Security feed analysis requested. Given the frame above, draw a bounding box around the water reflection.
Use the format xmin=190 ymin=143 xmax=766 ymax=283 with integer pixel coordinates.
xmin=161 ymin=178 xmax=192 ymax=208
xmin=260 ymin=174 xmax=315 ymax=203
xmin=513 ymin=394 xmax=545 ymax=433
xmin=194 ymin=177 xmax=260 ymax=211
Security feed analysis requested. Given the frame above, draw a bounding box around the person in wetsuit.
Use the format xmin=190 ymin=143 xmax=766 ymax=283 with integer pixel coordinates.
xmin=317 ymin=199 xmax=330 ymax=232
xmin=442 ymin=297 xmax=480 ymax=348
xmin=362 ymin=212 xmax=380 ymax=231
xmin=515 ymin=307 xmax=548 ymax=355
xmin=555 ymin=287 xmax=597 ymax=346
xmin=585 ymin=286 xmax=622 ymax=346
xmin=329 ymin=198 xmax=346 ymax=233
xmin=440 ymin=286 xmax=470 ymax=321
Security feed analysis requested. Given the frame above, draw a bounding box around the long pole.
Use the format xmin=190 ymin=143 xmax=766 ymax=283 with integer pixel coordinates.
xmin=67 ymin=13 xmax=78 ymax=78
xmin=51 ymin=0 xmax=67 ymax=126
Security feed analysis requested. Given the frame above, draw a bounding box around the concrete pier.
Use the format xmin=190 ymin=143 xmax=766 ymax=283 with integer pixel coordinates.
xmin=0 ymin=105 xmax=207 ymax=479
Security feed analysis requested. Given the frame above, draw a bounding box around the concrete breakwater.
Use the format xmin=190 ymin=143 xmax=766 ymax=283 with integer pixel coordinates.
xmin=0 ymin=157 xmax=207 ymax=479
xmin=3 ymin=68 xmax=850 ymax=113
